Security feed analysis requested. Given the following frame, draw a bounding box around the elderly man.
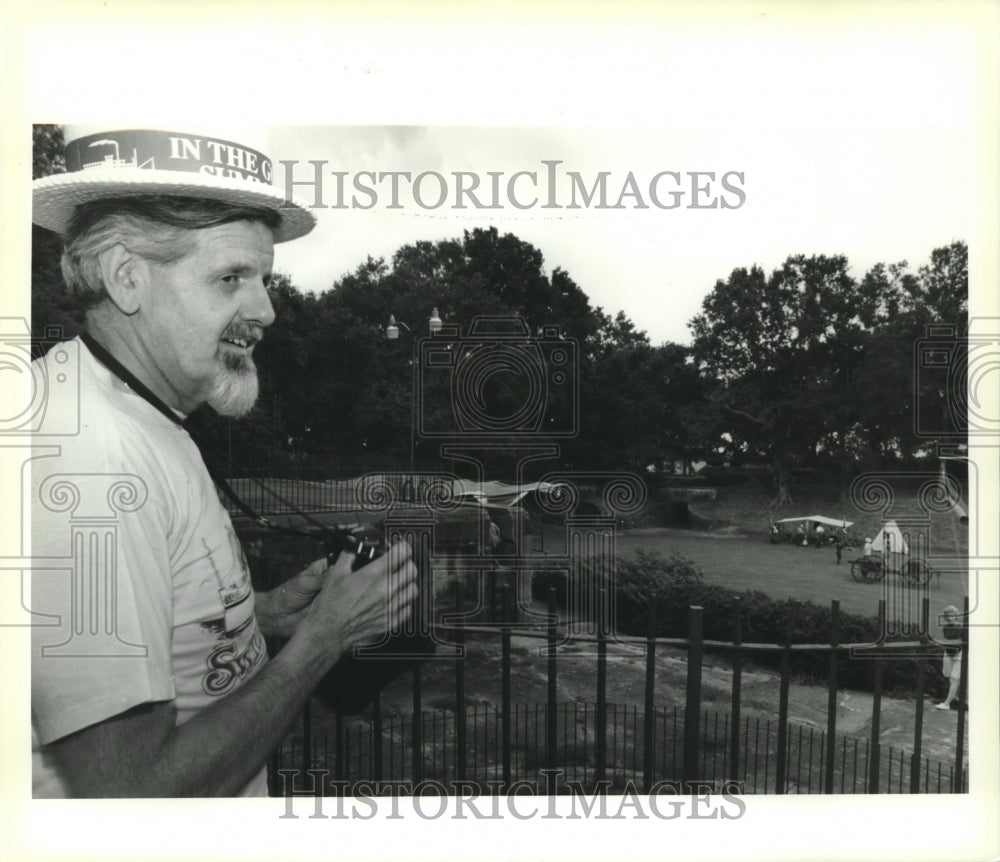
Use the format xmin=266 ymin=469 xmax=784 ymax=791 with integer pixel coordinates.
xmin=30 ymin=128 xmax=418 ymax=797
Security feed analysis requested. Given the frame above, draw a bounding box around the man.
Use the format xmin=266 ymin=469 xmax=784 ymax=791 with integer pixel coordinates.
xmin=794 ymin=523 xmax=807 ymax=547
xmin=30 ymin=128 xmax=418 ymax=797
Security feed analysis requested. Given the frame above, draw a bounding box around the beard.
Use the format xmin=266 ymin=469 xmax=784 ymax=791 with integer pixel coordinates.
xmin=206 ymin=346 xmax=260 ymax=419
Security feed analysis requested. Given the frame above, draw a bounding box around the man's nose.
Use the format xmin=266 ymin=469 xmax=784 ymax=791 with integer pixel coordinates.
xmin=246 ymin=278 xmax=276 ymax=327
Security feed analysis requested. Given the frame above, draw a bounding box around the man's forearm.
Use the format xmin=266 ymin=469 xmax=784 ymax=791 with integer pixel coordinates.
xmin=52 ymin=546 xmax=413 ymax=797
xmin=53 ymin=627 xmax=341 ymax=798
xmin=154 ymin=635 xmax=335 ymax=796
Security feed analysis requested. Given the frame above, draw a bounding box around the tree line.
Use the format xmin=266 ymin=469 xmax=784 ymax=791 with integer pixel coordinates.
xmin=30 ymin=126 xmax=967 ymax=504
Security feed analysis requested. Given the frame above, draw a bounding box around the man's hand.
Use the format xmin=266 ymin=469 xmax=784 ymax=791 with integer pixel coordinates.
xmin=257 ymin=541 xmax=419 ymax=654
xmin=256 ymin=555 xmax=337 ymax=639
xmin=297 ymin=540 xmax=419 ymax=666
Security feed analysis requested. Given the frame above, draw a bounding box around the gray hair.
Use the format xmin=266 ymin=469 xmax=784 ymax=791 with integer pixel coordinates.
xmin=60 ymin=196 xmax=282 ymax=309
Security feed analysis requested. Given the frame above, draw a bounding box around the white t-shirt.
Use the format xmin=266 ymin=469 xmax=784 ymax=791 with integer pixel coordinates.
xmin=30 ymin=339 xmax=268 ymax=797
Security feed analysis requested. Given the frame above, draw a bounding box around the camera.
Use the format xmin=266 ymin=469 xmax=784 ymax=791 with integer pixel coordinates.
xmin=316 ymin=523 xmax=435 ymax=714
xmin=0 ymin=319 xmax=80 ymax=437
xmin=325 ymin=524 xmax=385 ymax=571
xmin=417 ymin=315 xmax=578 ymax=438
xmin=914 ymin=321 xmax=999 ymax=439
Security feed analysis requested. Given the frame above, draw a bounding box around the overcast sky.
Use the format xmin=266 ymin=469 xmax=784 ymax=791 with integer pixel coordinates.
xmin=269 ymin=119 xmax=969 ymax=345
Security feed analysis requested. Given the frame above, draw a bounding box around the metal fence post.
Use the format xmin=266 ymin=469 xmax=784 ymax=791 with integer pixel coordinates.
xmin=682 ymin=606 xmax=704 ymax=790
xmin=595 ymin=587 xmax=608 ymax=788
xmin=454 ymin=578 xmax=467 ymax=783
xmin=643 ymin=598 xmax=657 ymax=793
xmin=373 ymin=692 xmax=383 ymax=782
xmin=910 ymin=597 xmax=929 ymax=793
xmin=868 ymin=599 xmax=886 ymax=793
xmin=546 ymin=588 xmax=558 ymax=780
xmin=824 ymin=600 xmax=840 ymax=793
xmin=334 ymin=710 xmax=344 ymax=787
xmin=502 ymin=586 xmax=512 ymax=790
xmin=775 ymin=642 xmax=791 ymax=794
xmin=302 ymin=698 xmax=312 ymax=782
xmin=729 ymin=597 xmax=743 ymax=786
xmin=412 ymin=665 xmax=423 ymax=786
xmin=953 ymin=595 xmax=969 ymax=793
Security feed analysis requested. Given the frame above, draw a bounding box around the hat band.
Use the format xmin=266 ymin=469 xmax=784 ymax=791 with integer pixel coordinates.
xmin=65 ymin=129 xmax=273 ymax=185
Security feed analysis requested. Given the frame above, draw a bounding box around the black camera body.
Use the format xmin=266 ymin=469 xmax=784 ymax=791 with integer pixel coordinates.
xmin=314 ymin=524 xmax=435 ymax=714
xmin=325 ymin=525 xmax=385 ymax=572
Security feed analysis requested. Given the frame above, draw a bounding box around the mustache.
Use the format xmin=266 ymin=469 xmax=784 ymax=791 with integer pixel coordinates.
xmin=221 ymin=323 xmax=265 ymax=345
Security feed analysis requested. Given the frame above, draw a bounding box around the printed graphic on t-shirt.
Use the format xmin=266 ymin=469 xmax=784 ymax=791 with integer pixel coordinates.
xmin=198 ymin=524 xmax=267 ymax=697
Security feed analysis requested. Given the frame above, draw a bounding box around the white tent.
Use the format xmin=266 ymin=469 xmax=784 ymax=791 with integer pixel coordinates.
xmin=775 ymin=515 xmax=853 ymax=529
xmin=871 ymin=520 xmax=908 ymax=555
xmin=450 ymin=479 xmax=566 ymax=508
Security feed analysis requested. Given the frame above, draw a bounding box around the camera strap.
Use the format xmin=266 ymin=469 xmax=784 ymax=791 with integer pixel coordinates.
xmin=79 ymin=332 xmax=339 ymax=543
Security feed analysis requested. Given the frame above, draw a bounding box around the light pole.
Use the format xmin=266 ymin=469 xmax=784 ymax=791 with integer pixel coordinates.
xmin=385 ymin=308 xmax=443 ymax=476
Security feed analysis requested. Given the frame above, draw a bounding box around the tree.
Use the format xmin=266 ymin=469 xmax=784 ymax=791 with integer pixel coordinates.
xmin=32 ymin=125 xmax=83 ymax=349
xmin=691 ymin=255 xmax=873 ymax=507
xmin=32 ymin=124 xmax=65 ymax=180
xmin=867 ymin=241 xmax=969 ymax=452
xmin=249 ymin=227 xmax=681 ymax=478
xmin=690 ymin=244 xmax=969 ymax=507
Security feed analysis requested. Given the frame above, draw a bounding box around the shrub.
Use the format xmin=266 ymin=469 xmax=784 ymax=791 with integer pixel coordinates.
xmin=534 ymin=548 xmax=934 ymax=697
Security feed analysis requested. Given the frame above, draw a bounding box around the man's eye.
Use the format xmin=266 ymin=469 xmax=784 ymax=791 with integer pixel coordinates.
xmin=221 ymin=275 xmax=241 ymax=285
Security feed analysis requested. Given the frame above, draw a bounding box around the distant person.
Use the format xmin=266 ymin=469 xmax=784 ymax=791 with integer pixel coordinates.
xmin=835 ymin=535 xmax=845 ymax=565
xmin=936 ymin=605 xmax=966 ymax=710
xmin=863 ymin=537 xmax=873 ymax=557
xmin=814 ymin=524 xmax=825 ymax=548
xmin=795 ymin=523 xmax=807 ymax=547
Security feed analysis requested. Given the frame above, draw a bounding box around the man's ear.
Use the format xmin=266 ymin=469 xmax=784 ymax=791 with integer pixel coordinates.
xmin=97 ymin=244 xmax=146 ymax=315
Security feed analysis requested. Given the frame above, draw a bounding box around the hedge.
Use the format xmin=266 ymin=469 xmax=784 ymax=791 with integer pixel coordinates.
xmin=533 ymin=548 xmax=944 ymax=698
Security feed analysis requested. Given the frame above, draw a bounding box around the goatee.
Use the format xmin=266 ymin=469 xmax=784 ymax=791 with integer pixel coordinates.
xmin=207 ymin=355 xmax=259 ymax=418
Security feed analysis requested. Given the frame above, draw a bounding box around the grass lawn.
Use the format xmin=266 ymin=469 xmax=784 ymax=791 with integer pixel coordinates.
xmin=629 ymin=529 xmax=969 ymax=630
xmin=538 ymin=523 xmax=970 ymax=635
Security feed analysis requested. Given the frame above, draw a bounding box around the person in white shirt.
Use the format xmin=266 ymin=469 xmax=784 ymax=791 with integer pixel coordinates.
xmin=30 ymin=128 xmax=418 ymax=797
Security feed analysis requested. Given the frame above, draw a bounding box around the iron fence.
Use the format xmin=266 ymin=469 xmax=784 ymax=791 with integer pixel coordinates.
xmin=267 ymin=595 xmax=970 ymax=797
xmin=271 ymin=701 xmax=964 ymax=796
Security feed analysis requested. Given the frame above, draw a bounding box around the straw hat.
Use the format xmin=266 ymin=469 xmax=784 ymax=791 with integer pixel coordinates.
xmin=32 ymin=126 xmax=316 ymax=243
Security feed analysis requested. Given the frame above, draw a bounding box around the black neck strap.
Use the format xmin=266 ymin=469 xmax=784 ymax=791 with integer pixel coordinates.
xmin=81 ymin=331 xmax=186 ymax=429
xmin=79 ymin=331 xmax=321 ymax=537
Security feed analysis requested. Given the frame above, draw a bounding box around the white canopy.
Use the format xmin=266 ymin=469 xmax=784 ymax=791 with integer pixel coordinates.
xmin=450 ymin=479 xmax=564 ymax=508
xmin=774 ymin=515 xmax=854 ymax=528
